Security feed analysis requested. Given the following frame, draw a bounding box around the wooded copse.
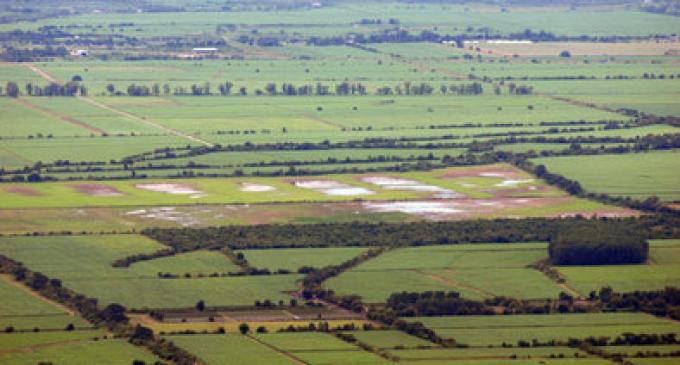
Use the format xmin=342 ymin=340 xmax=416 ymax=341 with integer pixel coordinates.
xmin=548 ymin=226 xmax=649 ymax=265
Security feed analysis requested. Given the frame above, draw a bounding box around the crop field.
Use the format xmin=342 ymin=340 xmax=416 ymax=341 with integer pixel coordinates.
xmin=533 ymin=150 xmax=680 ymax=202
xmin=238 ymin=247 xmax=370 ymax=272
xmin=555 ymin=239 xmax=680 ymax=294
xmin=2 ymin=1 xmax=680 ymax=364
xmin=0 ymin=234 xmax=300 ymax=308
xmin=0 ymin=338 xmax=160 ymax=365
xmin=0 ymin=276 xmax=90 ymax=330
xmin=165 ymin=334 xmax=298 ymax=365
xmin=408 ymin=313 xmax=680 ymax=346
xmin=326 ymin=242 xmax=564 ymax=302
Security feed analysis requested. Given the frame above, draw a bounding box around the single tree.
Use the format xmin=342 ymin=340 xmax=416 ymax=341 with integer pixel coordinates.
xmin=239 ymin=323 xmax=250 ymax=335
xmin=6 ymin=82 xmax=19 ymax=98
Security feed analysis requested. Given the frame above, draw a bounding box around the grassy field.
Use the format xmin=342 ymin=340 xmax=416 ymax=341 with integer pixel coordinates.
xmin=326 ymin=242 xmax=563 ymax=302
xmin=0 ymin=234 xmax=299 ymax=308
xmin=533 ymin=150 xmax=680 ymax=202
xmin=0 ymin=275 xmax=90 ymax=330
xmin=345 ymin=330 xmax=437 ymax=349
xmin=555 ymin=239 xmax=680 ymax=294
xmin=408 ymin=313 xmax=680 ymax=346
xmin=166 ymin=334 xmax=299 ymax=365
xmin=0 ymin=338 xmax=159 ymax=365
xmin=238 ymin=247 xmax=370 ymax=271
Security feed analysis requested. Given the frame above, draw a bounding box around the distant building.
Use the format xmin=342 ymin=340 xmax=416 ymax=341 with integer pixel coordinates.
xmin=192 ymin=48 xmax=219 ymax=55
xmin=70 ymin=49 xmax=89 ymax=57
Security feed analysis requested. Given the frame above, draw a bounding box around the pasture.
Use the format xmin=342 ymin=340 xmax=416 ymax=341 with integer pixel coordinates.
xmin=555 ymin=239 xmax=680 ymax=294
xmin=0 ymin=234 xmax=300 ymax=308
xmin=165 ymin=334 xmax=297 ymax=365
xmin=408 ymin=313 xmax=680 ymax=346
xmin=532 ymin=150 xmax=680 ymax=202
xmin=238 ymin=247 xmax=370 ymax=272
xmin=326 ymin=242 xmax=563 ymax=302
xmin=0 ymin=275 xmax=90 ymax=330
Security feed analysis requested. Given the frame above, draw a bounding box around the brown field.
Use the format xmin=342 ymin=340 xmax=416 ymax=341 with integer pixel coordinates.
xmin=70 ymin=183 xmax=124 ymax=197
xmin=470 ymin=40 xmax=680 ymax=57
xmin=4 ymin=186 xmax=42 ymax=196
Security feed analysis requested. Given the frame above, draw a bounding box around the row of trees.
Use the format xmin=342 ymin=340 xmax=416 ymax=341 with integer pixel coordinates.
xmin=4 ymin=81 xmax=87 ymax=97
xmin=108 ymin=81 xmax=491 ymax=97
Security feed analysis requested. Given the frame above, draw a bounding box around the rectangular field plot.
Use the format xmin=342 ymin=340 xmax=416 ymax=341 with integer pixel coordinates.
xmin=0 ymin=134 xmax=198 ymax=166
xmin=0 ymin=330 xmax=104 ymax=351
xmin=346 ymin=330 xmax=438 ymax=349
xmin=256 ymin=332 xmax=358 ymax=351
xmin=408 ymin=313 xmax=680 ymax=346
xmin=532 ymin=150 xmax=680 ymax=202
xmin=0 ymin=99 xmax=90 ymax=137
xmin=389 ymin=347 xmax=589 ymax=361
xmin=292 ymin=350 xmax=392 ymax=365
xmin=0 ymin=338 xmax=159 ymax=365
xmin=0 ymin=235 xmax=299 ymax=308
xmin=0 ymin=276 xmax=90 ymax=330
xmin=257 ymin=332 xmax=391 ymax=365
xmin=326 ymin=242 xmax=563 ymax=302
xmin=556 ymin=240 xmax=680 ymax=294
xmin=237 ymin=247 xmax=369 ymax=271
xmin=166 ymin=334 xmax=298 ymax=365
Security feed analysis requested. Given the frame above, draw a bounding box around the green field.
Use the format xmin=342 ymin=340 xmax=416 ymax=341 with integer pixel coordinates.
xmin=166 ymin=334 xmax=298 ymax=365
xmin=0 ymin=276 xmax=90 ymax=330
xmin=345 ymin=330 xmax=438 ymax=349
xmin=326 ymin=242 xmax=563 ymax=302
xmin=238 ymin=247 xmax=369 ymax=271
xmin=408 ymin=313 xmax=680 ymax=346
xmin=555 ymin=239 xmax=680 ymax=294
xmin=533 ymin=150 xmax=680 ymax=202
xmin=0 ymin=235 xmax=299 ymax=308
xmin=0 ymin=338 xmax=159 ymax=365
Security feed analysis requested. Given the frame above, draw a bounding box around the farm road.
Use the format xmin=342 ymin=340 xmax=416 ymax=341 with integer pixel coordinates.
xmin=23 ymin=63 xmax=214 ymax=147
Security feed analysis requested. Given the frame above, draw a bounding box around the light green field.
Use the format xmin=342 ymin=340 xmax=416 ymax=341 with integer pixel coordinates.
xmin=129 ymin=250 xmax=241 ymax=276
xmin=166 ymin=334 xmax=298 ymax=365
xmin=556 ymin=240 xmax=680 ymax=294
xmin=292 ymin=350 xmax=392 ymax=365
xmin=256 ymin=332 xmax=358 ymax=351
xmin=390 ymin=347 xmax=589 ymax=360
xmin=409 ymin=313 xmax=680 ymax=346
xmin=327 ymin=242 xmax=563 ymax=302
xmin=0 ymin=235 xmax=299 ymax=308
xmin=238 ymin=247 xmax=369 ymax=271
xmin=533 ymin=150 xmax=680 ymax=202
xmin=0 ymin=276 xmax=90 ymax=330
xmin=346 ymin=330 xmax=438 ymax=349
xmin=0 ymin=338 xmax=159 ymax=365
xmin=0 ymin=330 xmax=104 ymax=351
xmin=0 ymin=134 xmax=198 ymax=165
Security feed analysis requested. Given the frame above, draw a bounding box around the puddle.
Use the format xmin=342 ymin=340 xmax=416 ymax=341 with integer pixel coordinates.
xmin=240 ymin=183 xmax=276 ymax=192
xmin=136 ymin=183 xmax=204 ymax=196
xmin=294 ymin=180 xmax=375 ymax=196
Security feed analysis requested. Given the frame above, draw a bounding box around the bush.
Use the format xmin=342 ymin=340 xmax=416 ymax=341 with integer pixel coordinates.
xmin=549 ymin=226 xmax=648 ymax=265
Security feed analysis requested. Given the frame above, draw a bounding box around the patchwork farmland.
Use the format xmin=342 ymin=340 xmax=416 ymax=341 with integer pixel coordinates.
xmin=1 ymin=0 xmax=680 ymax=364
